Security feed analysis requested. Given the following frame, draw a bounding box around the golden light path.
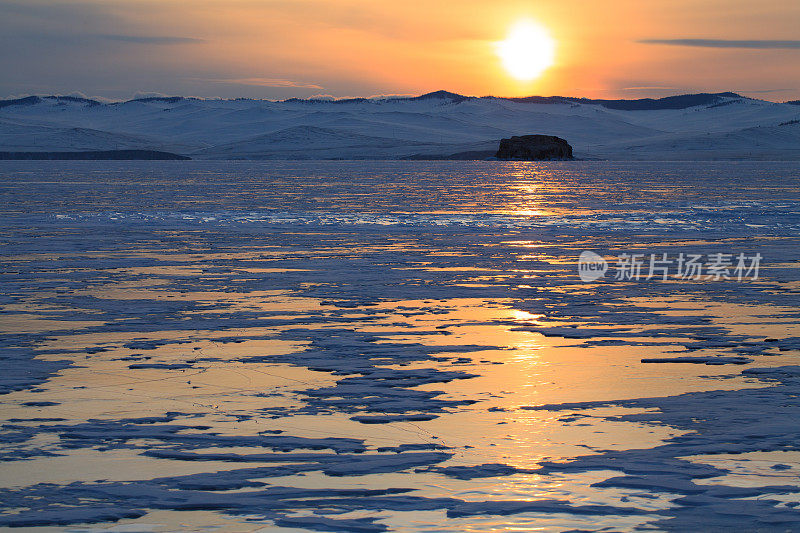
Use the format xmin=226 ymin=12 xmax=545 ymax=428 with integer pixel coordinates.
xmin=496 ymin=20 xmax=556 ymax=81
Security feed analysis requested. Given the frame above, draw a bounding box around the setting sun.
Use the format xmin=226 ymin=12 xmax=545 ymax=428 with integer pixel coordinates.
xmin=496 ymin=20 xmax=555 ymax=82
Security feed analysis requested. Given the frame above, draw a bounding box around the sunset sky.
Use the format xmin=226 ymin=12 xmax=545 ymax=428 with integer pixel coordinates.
xmin=2 ymin=0 xmax=799 ymax=101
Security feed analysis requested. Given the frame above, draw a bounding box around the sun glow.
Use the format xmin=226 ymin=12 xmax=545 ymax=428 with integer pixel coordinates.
xmin=496 ymin=20 xmax=555 ymax=81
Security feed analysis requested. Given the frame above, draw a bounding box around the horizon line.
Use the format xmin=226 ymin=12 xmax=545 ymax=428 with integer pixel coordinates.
xmin=2 ymin=89 xmax=797 ymax=105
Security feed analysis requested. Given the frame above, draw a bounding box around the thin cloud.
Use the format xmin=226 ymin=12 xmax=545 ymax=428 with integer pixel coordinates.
xmin=639 ymin=39 xmax=800 ymax=49
xmin=307 ymin=94 xmax=341 ymax=100
xmin=621 ymin=86 xmax=678 ymax=91
xmin=97 ymin=34 xmax=205 ymax=45
xmin=368 ymin=93 xmax=417 ymax=99
xmin=738 ymin=88 xmax=793 ymax=94
xmin=199 ymin=77 xmax=324 ymax=89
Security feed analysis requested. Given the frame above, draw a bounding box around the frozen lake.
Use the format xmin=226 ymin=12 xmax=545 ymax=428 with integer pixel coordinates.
xmin=1 ymin=160 xmax=800 ymax=531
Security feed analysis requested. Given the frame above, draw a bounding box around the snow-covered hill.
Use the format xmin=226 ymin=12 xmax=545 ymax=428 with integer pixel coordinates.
xmin=1 ymin=91 xmax=799 ymax=160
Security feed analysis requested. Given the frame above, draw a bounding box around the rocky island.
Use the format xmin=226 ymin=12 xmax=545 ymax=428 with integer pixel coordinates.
xmin=495 ymin=134 xmax=573 ymax=160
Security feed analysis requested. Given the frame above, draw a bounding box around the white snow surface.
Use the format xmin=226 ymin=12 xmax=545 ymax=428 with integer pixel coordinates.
xmin=1 ymin=92 xmax=799 ymax=159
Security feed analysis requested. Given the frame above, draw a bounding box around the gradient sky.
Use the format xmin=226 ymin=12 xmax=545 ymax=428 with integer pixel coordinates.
xmin=2 ymin=0 xmax=799 ymax=101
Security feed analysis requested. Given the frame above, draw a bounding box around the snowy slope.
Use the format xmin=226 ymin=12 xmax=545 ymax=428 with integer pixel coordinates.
xmin=1 ymin=92 xmax=798 ymax=160
xmin=592 ymin=121 xmax=800 ymax=160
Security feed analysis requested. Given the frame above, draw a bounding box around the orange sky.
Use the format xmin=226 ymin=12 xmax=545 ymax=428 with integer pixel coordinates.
xmin=2 ymin=0 xmax=799 ymax=100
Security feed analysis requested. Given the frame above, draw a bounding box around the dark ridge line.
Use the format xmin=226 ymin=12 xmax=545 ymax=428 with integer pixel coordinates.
xmin=0 ymin=95 xmax=43 ymax=109
xmin=0 ymin=150 xmax=191 ymax=160
xmin=120 ymin=96 xmax=196 ymax=104
xmin=0 ymin=90 xmax=776 ymax=112
xmin=503 ymin=92 xmax=745 ymax=110
xmin=0 ymin=95 xmax=104 ymax=109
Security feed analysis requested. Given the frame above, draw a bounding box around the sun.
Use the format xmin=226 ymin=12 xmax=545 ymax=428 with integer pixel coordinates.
xmin=496 ymin=20 xmax=555 ymax=82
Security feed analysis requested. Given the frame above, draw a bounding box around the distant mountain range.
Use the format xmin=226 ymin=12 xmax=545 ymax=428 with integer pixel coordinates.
xmin=1 ymin=90 xmax=799 ymax=160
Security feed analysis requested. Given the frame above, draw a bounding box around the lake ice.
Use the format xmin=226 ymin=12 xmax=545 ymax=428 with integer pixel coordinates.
xmin=1 ymin=160 xmax=799 ymax=531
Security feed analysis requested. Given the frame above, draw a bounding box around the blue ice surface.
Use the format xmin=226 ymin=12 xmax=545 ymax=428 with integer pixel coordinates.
xmin=0 ymin=160 xmax=799 ymax=531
